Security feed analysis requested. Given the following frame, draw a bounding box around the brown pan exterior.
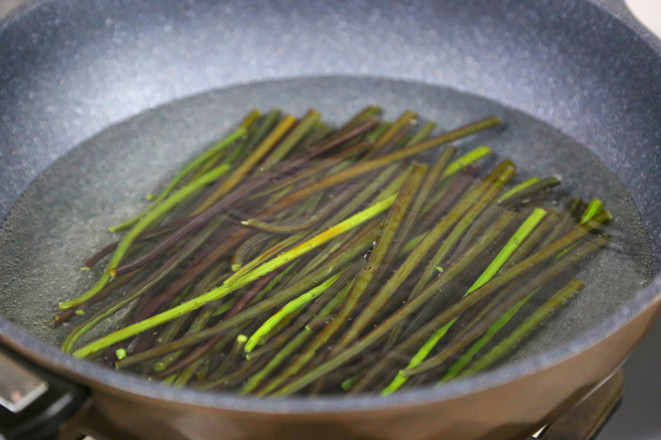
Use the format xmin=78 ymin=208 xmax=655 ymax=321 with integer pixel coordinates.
xmin=38 ymin=294 xmax=656 ymax=440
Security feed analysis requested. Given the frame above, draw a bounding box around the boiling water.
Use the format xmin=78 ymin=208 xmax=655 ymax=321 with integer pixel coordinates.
xmin=0 ymin=77 xmax=651 ymax=394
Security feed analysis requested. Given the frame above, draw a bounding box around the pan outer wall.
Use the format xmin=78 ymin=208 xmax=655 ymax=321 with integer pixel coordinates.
xmin=60 ymin=295 xmax=660 ymax=440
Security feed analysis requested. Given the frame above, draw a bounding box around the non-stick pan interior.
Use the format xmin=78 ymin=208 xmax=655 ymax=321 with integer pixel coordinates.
xmin=0 ymin=76 xmax=652 ymax=385
xmin=0 ymin=0 xmax=660 ymax=399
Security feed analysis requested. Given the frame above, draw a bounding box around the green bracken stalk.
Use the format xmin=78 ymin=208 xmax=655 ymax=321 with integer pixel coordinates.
xmin=57 ymin=108 xmax=615 ymax=397
xmin=270 ymin=213 xmax=605 ymax=396
xmin=498 ymin=176 xmax=561 ymax=209
xmin=276 ymin=211 xmax=517 ymax=395
xmin=555 ymin=205 xmax=610 ymax=261
xmin=468 ymin=208 xmax=548 ymax=292
xmin=338 ymin=160 xmax=516 ymax=347
xmin=257 ymin=164 xmax=427 ymax=391
xmin=244 ymin=272 xmax=343 ymax=353
xmin=105 ymin=222 xmax=383 ymax=368
xmin=382 ymin=208 xmax=546 ymax=394
xmin=497 ymin=177 xmax=540 ymax=203
xmin=580 ymin=199 xmax=604 ymax=224
xmin=367 ymin=110 xmax=417 ymax=156
xmin=108 ymin=127 xmax=246 ymax=232
xmin=347 ymin=210 xmax=519 ymax=394
xmin=58 ymin=163 xmax=232 ymax=311
xmin=72 ymin=193 xmax=395 ymax=359
xmin=394 ymin=230 xmax=609 ymax=381
xmin=451 ymin=179 xmax=548 ymax=261
xmin=368 ymin=122 xmax=393 ymax=141
xmin=61 ymin=217 xmax=226 ymax=353
xmin=440 ymin=146 xmax=491 ymax=179
xmin=421 ymin=147 xmax=490 ymax=212
xmin=261 ymin=109 xmax=321 ymax=169
xmin=115 ymin=224 xmax=381 ymax=369
xmin=407 ymin=121 xmax=437 ymax=145
xmin=438 ymin=291 xmax=535 ymax=383
xmin=246 ymin=272 xmax=353 ymax=361
xmin=241 ymin=283 xmax=352 ymax=393
xmin=242 ymin=328 xmax=313 ymax=394
xmin=193 ymin=114 xmax=297 ymax=214
xmin=243 ymin=109 xmax=283 ymax=151
xmin=268 ymin=117 xmax=501 ymax=215
xmin=505 ymin=212 xmax=561 ymax=268
xmin=182 ymin=110 xmax=261 ymax=184
xmin=226 ymin=194 xmax=396 ymax=287
xmin=408 ymin=161 xmax=517 ymax=300
xmin=456 ymin=279 xmax=586 ymax=379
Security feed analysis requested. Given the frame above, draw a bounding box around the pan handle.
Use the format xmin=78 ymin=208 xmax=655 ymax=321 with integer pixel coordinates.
xmin=0 ymin=347 xmax=89 ymax=440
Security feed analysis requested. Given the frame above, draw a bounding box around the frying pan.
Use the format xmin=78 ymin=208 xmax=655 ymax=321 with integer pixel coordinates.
xmin=0 ymin=0 xmax=660 ymax=439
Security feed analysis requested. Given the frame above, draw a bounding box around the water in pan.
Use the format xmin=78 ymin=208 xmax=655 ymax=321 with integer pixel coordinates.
xmin=0 ymin=77 xmax=651 ymax=395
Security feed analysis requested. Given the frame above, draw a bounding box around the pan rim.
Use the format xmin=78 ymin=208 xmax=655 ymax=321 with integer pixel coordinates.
xmin=1 ymin=276 xmax=659 ymax=414
xmin=0 ymin=0 xmax=660 ymax=415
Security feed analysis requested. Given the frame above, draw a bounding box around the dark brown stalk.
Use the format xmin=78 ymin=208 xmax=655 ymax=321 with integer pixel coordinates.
xmin=272 ymin=212 xmax=605 ymax=396
xmin=497 ymin=176 xmax=561 ymax=209
xmin=245 ymin=263 xmax=361 ymax=361
xmin=248 ymin=117 xmax=382 ymax=199
xmin=129 ymin=225 xmax=241 ymax=322
xmin=401 ymin=233 xmax=609 ymax=377
xmin=255 ymin=164 xmax=427 ymax=392
xmin=82 ymin=217 xmax=192 ymax=269
xmin=231 ymin=234 xmax=275 ymax=272
xmin=267 ymin=117 xmax=501 ymax=216
xmin=204 ymin=334 xmax=249 ymax=381
xmin=242 ymin=179 xmax=367 ymax=234
xmin=349 ymin=210 xmax=519 ymax=393
xmin=286 ymin=218 xmax=383 ymax=287
xmin=455 ymin=279 xmax=586 ymax=379
xmin=370 ymin=122 xmax=415 ymax=157
xmin=53 ymin=272 xmax=140 ymax=327
xmin=379 ymin=147 xmax=458 ymax=273
xmin=109 ymin=128 xmax=379 ymax=277
xmin=112 ymin=216 xmax=226 ymax=276
xmin=115 ymin=224 xmax=381 ymax=369
xmin=192 ymin=113 xmax=297 ymax=213
xmin=261 ymin=109 xmax=322 ymax=169
xmin=61 ymin=216 xmax=235 ymax=354
xmin=253 ymin=139 xmax=376 ymax=199
xmin=419 ymin=164 xmax=479 ymax=227
xmin=365 ymin=110 xmax=417 ymax=156
xmin=339 ymin=160 xmax=516 ymax=347
xmin=200 ymin=355 xmax=271 ymax=391
xmin=111 ymin=123 xmax=380 ymax=280
xmin=225 ymin=270 xmax=282 ymax=320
